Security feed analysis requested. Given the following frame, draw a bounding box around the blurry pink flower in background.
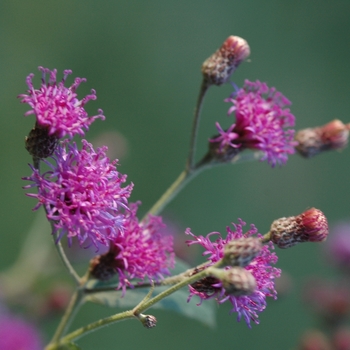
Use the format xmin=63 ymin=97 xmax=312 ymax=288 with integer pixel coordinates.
xmin=326 ymin=221 xmax=350 ymax=269
xmin=0 ymin=311 xmax=43 ymax=350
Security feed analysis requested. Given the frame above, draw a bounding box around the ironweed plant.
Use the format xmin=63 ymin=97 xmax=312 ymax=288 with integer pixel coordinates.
xmin=8 ymin=36 xmax=350 ymax=349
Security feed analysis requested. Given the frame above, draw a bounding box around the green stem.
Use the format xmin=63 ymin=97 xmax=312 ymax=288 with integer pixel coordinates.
xmin=48 ymin=261 xmax=222 ymax=348
xmin=261 ymin=231 xmax=272 ymax=244
xmin=32 ymin=155 xmax=81 ymax=284
xmin=143 ymin=170 xmax=192 ymax=219
xmin=55 ymin=239 xmax=81 ymax=284
xmin=45 ymin=310 xmax=135 ymax=350
xmin=49 ymin=288 xmax=85 ymax=345
xmin=135 ymin=263 xmax=220 ymax=313
xmin=187 ymin=79 xmax=210 ymax=171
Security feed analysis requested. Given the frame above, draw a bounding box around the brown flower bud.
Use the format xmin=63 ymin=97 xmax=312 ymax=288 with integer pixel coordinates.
xmin=138 ymin=314 xmax=157 ymax=329
xmin=25 ymin=124 xmax=58 ymax=159
xmin=219 ymin=267 xmax=256 ymax=296
xmin=202 ymin=36 xmax=250 ymax=86
xmin=295 ymin=119 xmax=349 ymax=158
xmin=223 ymin=237 xmax=262 ymax=267
xmin=269 ymin=208 xmax=328 ymax=249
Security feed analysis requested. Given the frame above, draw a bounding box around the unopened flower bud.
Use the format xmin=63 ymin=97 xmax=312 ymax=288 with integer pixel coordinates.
xmin=223 ymin=237 xmax=262 ymax=267
xmin=269 ymin=208 xmax=328 ymax=249
xmin=138 ymin=314 xmax=157 ymax=329
xmin=211 ymin=267 xmax=256 ymax=296
xmin=295 ymin=119 xmax=349 ymax=158
xmin=202 ymin=36 xmax=250 ymax=85
xmin=25 ymin=124 xmax=58 ymax=159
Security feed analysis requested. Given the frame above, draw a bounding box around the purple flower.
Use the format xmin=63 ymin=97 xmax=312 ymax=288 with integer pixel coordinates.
xmin=0 ymin=313 xmax=43 ymax=350
xmin=210 ymin=80 xmax=297 ymax=166
xmin=23 ymin=140 xmax=133 ymax=249
xmin=185 ymin=219 xmax=281 ymax=327
xmin=110 ymin=202 xmax=175 ymax=294
xmin=18 ymin=67 xmax=105 ymax=138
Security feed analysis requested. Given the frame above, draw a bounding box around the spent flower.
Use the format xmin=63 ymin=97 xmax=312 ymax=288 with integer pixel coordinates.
xmin=185 ymin=219 xmax=280 ymax=327
xmin=23 ymin=139 xmax=133 ymax=249
xmin=209 ymin=80 xmax=297 ymax=166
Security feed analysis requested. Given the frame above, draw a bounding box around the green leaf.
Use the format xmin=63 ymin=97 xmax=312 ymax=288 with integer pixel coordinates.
xmin=85 ymin=258 xmax=216 ymax=328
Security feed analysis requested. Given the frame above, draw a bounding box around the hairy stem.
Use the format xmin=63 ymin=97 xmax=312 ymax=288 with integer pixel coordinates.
xmin=187 ymin=79 xmax=210 ymax=171
xmin=49 ymin=288 xmax=85 ymax=345
xmin=47 ymin=261 xmax=222 ymax=348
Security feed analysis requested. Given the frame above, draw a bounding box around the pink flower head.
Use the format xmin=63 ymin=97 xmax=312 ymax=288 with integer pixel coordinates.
xmin=23 ymin=140 xmax=133 ymax=249
xmin=110 ymin=202 xmax=175 ymax=294
xmin=185 ymin=219 xmax=281 ymax=328
xmin=210 ymin=80 xmax=297 ymax=166
xmin=18 ymin=67 xmax=105 ymax=138
xmin=0 ymin=313 xmax=43 ymax=350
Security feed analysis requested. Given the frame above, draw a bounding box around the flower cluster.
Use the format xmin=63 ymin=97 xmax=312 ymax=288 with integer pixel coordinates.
xmin=210 ymin=80 xmax=297 ymax=166
xmin=19 ymin=66 xmax=105 ymax=139
xmin=23 ymin=140 xmax=133 ymax=248
xmin=185 ymin=219 xmax=281 ymax=327
xmin=90 ymin=202 xmax=175 ymax=293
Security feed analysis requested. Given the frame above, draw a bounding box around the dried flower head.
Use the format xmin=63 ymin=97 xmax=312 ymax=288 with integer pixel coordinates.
xmin=185 ymin=219 xmax=280 ymax=327
xmin=19 ymin=67 xmax=105 ymax=139
xmin=295 ymin=119 xmax=350 ymax=158
xmin=269 ymin=208 xmax=329 ymax=249
xmin=23 ymin=140 xmax=133 ymax=249
xmin=202 ymin=36 xmax=250 ymax=85
xmin=209 ymin=80 xmax=297 ymax=166
xmin=91 ymin=202 xmax=175 ymax=294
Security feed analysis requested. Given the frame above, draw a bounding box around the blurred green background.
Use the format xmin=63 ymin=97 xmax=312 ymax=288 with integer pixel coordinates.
xmin=1 ymin=0 xmax=350 ymax=349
